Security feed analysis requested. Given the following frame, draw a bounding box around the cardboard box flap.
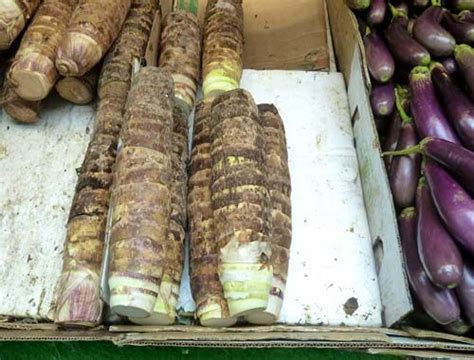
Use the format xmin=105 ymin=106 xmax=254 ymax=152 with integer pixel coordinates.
xmin=326 ymin=0 xmax=370 ymax=88
xmin=327 ymin=0 xmax=413 ymax=327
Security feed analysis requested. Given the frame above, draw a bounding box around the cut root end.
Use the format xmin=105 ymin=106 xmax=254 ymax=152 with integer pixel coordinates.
xmin=198 ymin=303 xmax=237 ymax=328
xmin=11 ymin=70 xmax=52 ymax=101
xmin=227 ymin=298 xmax=267 ymax=317
xmin=108 ymin=275 xmax=159 ymax=318
xmin=245 ymin=294 xmax=282 ymax=325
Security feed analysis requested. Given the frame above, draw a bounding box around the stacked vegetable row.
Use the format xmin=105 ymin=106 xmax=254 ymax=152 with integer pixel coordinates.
xmin=188 ymin=0 xmax=292 ymax=328
xmin=54 ymin=0 xmax=158 ymax=327
xmin=347 ymin=0 xmax=474 ymax=334
xmin=0 ymin=0 xmax=132 ymax=122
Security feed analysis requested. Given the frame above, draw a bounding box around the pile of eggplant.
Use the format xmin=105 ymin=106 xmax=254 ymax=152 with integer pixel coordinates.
xmin=348 ymin=0 xmax=474 ymax=335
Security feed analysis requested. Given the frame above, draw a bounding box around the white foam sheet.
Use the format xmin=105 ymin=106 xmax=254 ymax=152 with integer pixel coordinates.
xmin=240 ymin=70 xmax=382 ymax=326
xmin=0 ymin=70 xmax=382 ymax=327
xmin=0 ymin=96 xmax=94 ymax=320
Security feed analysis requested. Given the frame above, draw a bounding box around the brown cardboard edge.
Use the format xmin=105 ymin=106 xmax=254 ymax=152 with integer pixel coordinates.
xmin=402 ymin=326 xmax=474 ymax=346
xmin=108 ymin=325 xmax=407 ymax=336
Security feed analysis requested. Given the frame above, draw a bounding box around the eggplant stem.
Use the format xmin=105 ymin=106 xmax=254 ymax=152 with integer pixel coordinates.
xmin=383 ymin=137 xmax=432 ymax=157
xmin=383 ymin=144 xmax=422 ymax=157
xmin=395 ymin=86 xmax=411 ymax=123
xmin=431 ymin=0 xmax=441 ymax=6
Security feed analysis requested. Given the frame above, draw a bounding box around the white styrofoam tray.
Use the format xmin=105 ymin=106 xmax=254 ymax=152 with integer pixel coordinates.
xmin=0 ymin=70 xmax=382 ymax=327
xmin=0 ymin=96 xmax=95 ymax=320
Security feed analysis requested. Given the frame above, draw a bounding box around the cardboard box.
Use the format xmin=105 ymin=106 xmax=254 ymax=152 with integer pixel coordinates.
xmin=1 ymin=0 xmax=474 ymax=357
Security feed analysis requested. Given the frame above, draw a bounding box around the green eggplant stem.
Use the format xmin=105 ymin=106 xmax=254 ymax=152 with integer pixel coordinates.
xmin=395 ymin=86 xmax=412 ymax=123
xmin=382 ymin=137 xmax=432 ymax=157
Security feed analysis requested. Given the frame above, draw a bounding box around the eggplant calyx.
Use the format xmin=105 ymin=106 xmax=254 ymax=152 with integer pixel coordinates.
xmin=431 ymin=0 xmax=442 ymax=6
xmin=458 ymin=11 xmax=472 ymax=22
xmin=388 ymin=3 xmax=408 ymax=19
xmin=429 ymin=61 xmax=446 ymax=72
xmin=410 ymin=65 xmax=431 ymax=81
xmin=454 ymin=43 xmax=474 ymax=58
xmin=417 ymin=176 xmax=427 ymax=190
xmin=400 ymin=206 xmax=416 ymax=218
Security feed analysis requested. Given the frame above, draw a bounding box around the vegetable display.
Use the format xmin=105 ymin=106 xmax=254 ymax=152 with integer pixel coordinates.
xmin=7 ymin=0 xmax=77 ymax=101
xmin=348 ymin=0 xmax=474 ymax=331
xmin=0 ymin=0 xmax=41 ymax=50
xmin=55 ymin=0 xmax=132 ymax=77
xmin=53 ymin=0 xmax=157 ymax=327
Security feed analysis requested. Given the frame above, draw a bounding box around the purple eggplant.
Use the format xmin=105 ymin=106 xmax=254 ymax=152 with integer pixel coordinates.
xmin=443 ymin=12 xmax=474 ymax=44
xmin=413 ymin=6 xmax=456 ymax=57
xmin=444 ymin=318 xmax=472 ymax=335
xmin=409 ymin=66 xmax=461 ymax=144
xmin=431 ymin=64 xmax=474 ymax=150
xmin=416 ymin=178 xmax=463 ymax=289
xmin=454 ymin=44 xmax=474 ymax=101
xmin=424 ymin=160 xmax=474 ymax=256
xmin=452 ymin=0 xmax=474 ymax=11
xmin=346 ymin=0 xmax=371 ymax=10
xmin=389 ymin=118 xmax=420 ymax=209
xmin=442 ymin=57 xmax=459 ymax=76
xmin=364 ymin=31 xmax=395 ymax=83
xmin=456 ymin=259 xmax=474 ymax=325
xmin=370 ymin=81 xmax=395 ymax=117
xmin=384 ymin=137 xmax=474 ymax=196
xmin=385 ymin=17 xmax=431 ymax=67
xmin=422 ymin=139 xmax=474 ymax=195
xmin=399 ymin=207 xmax=461 ymax=325
xmin=367 ymin=0 xmax=387 ymax=25
xmin=383 ymin=111 xmax=402 ymax=170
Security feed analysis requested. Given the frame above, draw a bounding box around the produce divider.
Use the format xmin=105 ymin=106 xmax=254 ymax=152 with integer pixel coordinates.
xmin=1 ymin=0 xmax=474 ymax=358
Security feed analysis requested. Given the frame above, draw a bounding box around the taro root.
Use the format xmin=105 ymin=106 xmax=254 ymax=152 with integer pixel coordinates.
xmin=0 ymin=0 xmax=41 ymax=50
xmin=209 ymin=89 xmax=273 ymax=318
xmin=202 ymin=0 xmax=244 ymax=97
xmin=129 ymin=105 xmax=189 ymax=325
xmin=55 ymin=0 xmax=132 ymax=77
xmin=54 ymin=0 xmax=158 ymax=328
xmin=55 ymin=66 xmax=99 ymax=105
xmin=7 ymin=0 xmax=77 ymax=101
xmin=107 ymin=67 xmax=174 ymax=319
xmin=188 ymin=98 xmax=237 ymax=328
xmin=245 ymin=104 xmax=292 ymax=325
xmin=159 ymin=10 xmax=201 ymax=114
